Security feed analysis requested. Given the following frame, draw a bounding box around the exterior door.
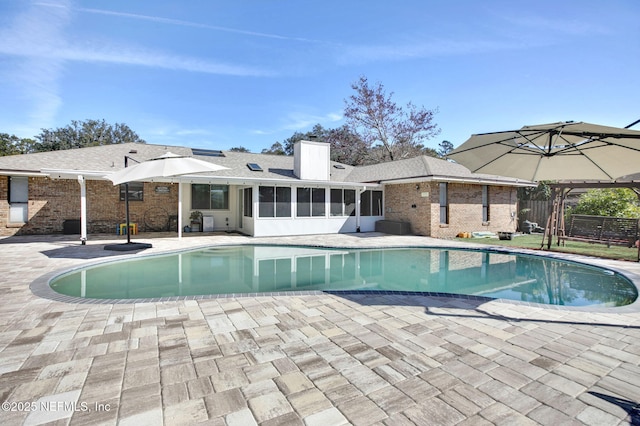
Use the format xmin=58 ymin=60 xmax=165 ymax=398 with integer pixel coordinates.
xmin=9 ymin=176 xmax=28 ymax=223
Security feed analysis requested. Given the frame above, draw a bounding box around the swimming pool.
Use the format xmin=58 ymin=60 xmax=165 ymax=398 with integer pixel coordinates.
xmin=48 ymin=245 xmax=638 ymax=307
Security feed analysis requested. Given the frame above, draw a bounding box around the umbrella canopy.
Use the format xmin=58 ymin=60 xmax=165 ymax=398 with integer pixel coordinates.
xmin=105 ymin=152 xmax=228 ymax=243
xmin=448 ymin=122 xmax=640 ymax=181
xmin=107 ymin=152 xmax=228 ymax=185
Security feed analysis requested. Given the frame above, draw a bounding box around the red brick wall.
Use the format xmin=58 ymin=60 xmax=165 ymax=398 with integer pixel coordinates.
xmin=0 ymin=176 xmax=8 ymax=231
xmin=384 ymin=182 xmax=432 ymax=236
xmin=0 ymin=177 xmax=179 ymax=236
xmin=384 ymin=181 xmax=518 ymax=238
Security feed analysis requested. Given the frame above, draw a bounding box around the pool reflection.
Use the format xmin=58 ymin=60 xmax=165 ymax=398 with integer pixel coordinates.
xmin=50 ymin=246 xmax=637 ymax=306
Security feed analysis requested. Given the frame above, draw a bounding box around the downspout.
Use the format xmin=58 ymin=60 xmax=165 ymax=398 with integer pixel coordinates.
xmin=77 ymin=175 xmax=87 ymax=245
xmin=356 ymin=186 xmax=366 ymax=232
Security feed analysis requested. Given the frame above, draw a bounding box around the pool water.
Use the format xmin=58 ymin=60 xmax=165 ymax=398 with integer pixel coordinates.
xmin=50 ymin=245 xmax=638 ymax=307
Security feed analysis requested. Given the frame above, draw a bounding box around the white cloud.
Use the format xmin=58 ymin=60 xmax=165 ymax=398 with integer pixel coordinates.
xmin=174 ymin=129 xmax=214 ymax=137
xmin=0 ymin=1 xmax=71 ymax=131
xmin=75 ymin=6 xmax=324 ymax=44
xmin=281 ymin=111 xmax=343 ymax=131
xmin=0 ymin=23 xmax=273 ymax=77
xmin=60 ymin=43 xmax=273 ymax=76
xmin=0 ymin=1 xmax=276 ymax=136
xmin=250 ymin=129 xmax=270 ymax=135
xmin=336 ymin=10 xmax=608 ymax=66
xmin=339 ymin=37 xmax=529 ymax=64
xmin=250 ymin=111 xmax=343 ymax=138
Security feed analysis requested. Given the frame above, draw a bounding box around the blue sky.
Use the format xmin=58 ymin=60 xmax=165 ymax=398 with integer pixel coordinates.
xmin=1 ymin=1 xmax=639 ymax=153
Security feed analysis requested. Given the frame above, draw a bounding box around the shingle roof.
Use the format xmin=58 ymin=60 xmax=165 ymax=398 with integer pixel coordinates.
xmin=0 ymin=143 xmax=186 ymax=174
xmin=0 ymin=142 xmax=530 ymax=186
xmin=345 ymin=155 xmax=528 ymax=185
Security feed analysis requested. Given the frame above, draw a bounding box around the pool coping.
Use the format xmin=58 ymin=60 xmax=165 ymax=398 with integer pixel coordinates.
xmin=30 ymin=241 xmax=640 ymax=313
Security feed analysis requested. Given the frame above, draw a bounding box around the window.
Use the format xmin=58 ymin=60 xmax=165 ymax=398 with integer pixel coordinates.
xmin=297 ymin=188 xmax=310 ymax=217
xmin=259 ymin=186 xmax=291 ymax=217
xmin=276 ymin=187 xmax=291 ymax=217
xmin=312 ymin=188 xmax=326 ymax=216
xmin=297 ymin=188 xmax=325 ymax=217
xmin=439 ymin=183 xmax=448 ymax=224
xmin=243 ymin=187 xmax=253 ymax=217
xmin=259 ymin=186 xmax=274 ymax=217
xmin=372 ymin=191 xmax=383 ymax=216
xmin=330 ymin=189 xmax=356 ymax=216
xmin=359 ymin=190 xmax=383 ymax=216
xmin=191 ymin=184 xmax=229 ymax=210
xmin=361 ymin=190 xmax=371 ymax=216
xmin=8 ymin=176 xmax=28 ymax=222
xmin=482 ymin=185 xmax=490 ymax=222
xmin=120 ymin=182 xmax=144 ymax=201
xmin=345 ymin=190 xmax=356 ymax=216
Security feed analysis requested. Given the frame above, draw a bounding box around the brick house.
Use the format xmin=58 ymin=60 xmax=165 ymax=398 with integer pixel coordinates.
xmin=0 ymin=141 xmax=533 ymax=239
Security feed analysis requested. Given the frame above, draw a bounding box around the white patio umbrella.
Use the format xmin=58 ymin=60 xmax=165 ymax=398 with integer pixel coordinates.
xmin=448 ymin=121 xmax=640 ymax=182
xmin=106 ymin=152 xmax=228 ymax=247
xmin=108 ymin=152 xmax=227 ymax=185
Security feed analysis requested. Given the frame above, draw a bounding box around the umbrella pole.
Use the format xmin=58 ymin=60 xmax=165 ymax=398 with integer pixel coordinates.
xmin=124 ymin=155 xmax=132 ymax=244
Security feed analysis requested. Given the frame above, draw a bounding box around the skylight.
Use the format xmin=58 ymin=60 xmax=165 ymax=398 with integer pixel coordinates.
xmin=192 ymin=148 xmax=225 ymax=157
xmin=333 ymin=164 xmax=346 ymax=169
xmin=247 ymin=163 xmax=263 ymax=171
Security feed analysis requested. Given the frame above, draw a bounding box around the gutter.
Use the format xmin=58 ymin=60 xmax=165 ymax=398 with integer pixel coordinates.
xmin=376 ymin=175 xmax=536 ymax=187
xmin=27 ymin=168 xmax=383 ymax=188
xmin=0 ymin=169 xmax=49 ymax=177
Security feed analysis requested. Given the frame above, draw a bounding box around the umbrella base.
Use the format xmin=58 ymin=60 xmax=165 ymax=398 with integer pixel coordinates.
xmin=104 ymin=242 xmax=153 ymax=252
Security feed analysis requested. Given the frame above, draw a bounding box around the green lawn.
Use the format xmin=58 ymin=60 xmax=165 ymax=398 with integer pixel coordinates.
xmin=464 ymin=233 xmax=640 ymax=262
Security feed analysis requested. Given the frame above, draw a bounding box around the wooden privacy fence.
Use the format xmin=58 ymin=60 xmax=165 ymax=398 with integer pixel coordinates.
xmin=518 ymin=199 xmax=552 ymax=232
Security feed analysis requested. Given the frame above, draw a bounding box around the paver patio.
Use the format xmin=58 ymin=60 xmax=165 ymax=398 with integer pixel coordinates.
xmin=1 ymin=232 xmax=639 ymax=425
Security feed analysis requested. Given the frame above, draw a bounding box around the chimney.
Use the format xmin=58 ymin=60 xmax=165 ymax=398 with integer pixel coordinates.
xmin=293 ymin=140 xmax=330 ymax=181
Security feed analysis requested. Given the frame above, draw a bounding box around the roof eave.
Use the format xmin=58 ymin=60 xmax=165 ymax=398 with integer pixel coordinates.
xmin=42 ymin=169 xmax=113 ymax=180
xmin=41 ymin=169 xmax=382 ymax=188
xmin=379 ymin=175 xmax=536 ymax=187
xmin=180 ymin=174 xmax=382 ymax=188
xmin=0 ymin=169 xmax=50 ymax=177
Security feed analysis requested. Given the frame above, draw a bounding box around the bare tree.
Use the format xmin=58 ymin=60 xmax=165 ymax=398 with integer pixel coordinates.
xmin=344 ymin=76 xmax=439 ymax=162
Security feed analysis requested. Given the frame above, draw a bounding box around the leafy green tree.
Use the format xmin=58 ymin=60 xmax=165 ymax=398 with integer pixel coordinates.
xmin=571 ymin=188 xmax=640 ymax=218
xmin=261 ymin=142 xmax=286 ymax=155
xmin=281 ymin=131 xmax=307 ymax=156
xmin=0 ymin=133 xmax=37 ymax=156
xmin=518 ymin=182 xmax=552 ymax=201
xmin=437 ymin=140 xmax=454 ymax=158
xmin=279 ymin=125 xmax=333 ymax=156
xmin=266 ymin=124 xmax=370 ymax=165
xmin=229 ymin=146 xmax=250 ymax=152
xmin=34 ymin=119 xmax=145 ymax=152
xmin=421 ymin=146 xmax=440 ymax=158
xmin=344 ymin=76 xmax=439 ymax=162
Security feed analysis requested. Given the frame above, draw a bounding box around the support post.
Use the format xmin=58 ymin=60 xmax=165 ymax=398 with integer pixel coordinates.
xmin=178 ymin=181 xmax=183 ymax=239
xmin=77 ymin=175 xmax=87 ymax=245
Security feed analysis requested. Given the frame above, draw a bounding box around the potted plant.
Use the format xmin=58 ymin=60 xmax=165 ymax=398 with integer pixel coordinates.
xmin=189 ymin=210 xmax=203 ymax=232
